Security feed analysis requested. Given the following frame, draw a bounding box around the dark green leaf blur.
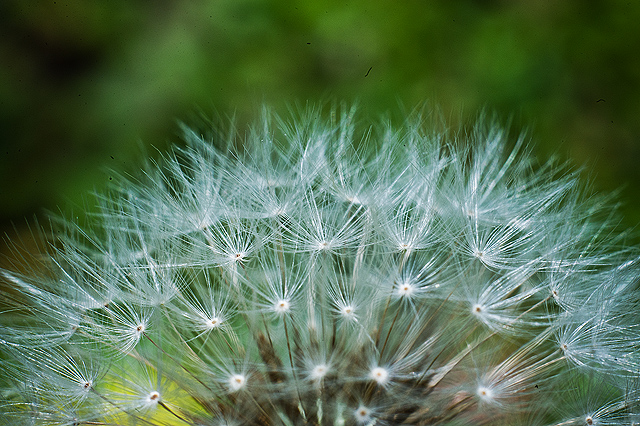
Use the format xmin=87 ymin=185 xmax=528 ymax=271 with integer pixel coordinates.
xmin=1 ymin=0 xmax=639 ymax=249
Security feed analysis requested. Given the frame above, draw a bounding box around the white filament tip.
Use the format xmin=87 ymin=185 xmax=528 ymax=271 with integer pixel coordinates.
xmin=369 ymin=366 xmax=389 ymax=385
xmin=228 ymin=374 xmax=246 ymax=392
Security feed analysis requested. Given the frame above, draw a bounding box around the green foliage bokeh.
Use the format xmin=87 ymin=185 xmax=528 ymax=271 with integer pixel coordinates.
xmin=1 ymin=0 xmax=639 ymax=246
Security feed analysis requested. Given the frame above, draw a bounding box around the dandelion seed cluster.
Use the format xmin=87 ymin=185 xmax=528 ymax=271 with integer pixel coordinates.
xmin=1 ymin=107 xmax=640 ymax=425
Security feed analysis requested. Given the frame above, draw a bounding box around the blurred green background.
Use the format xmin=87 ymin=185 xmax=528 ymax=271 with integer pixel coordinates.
xmin=1 ymin=0 xmax=640 ymax=253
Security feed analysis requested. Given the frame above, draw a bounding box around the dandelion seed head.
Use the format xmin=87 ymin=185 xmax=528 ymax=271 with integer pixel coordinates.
xmin=354 ymin=405 xmax=372 ymax=424
xmin=317 ymin=240 xmax=331 ymax=251
xmin=395 ymin=281 xmax=416 ymax=298
xmin=310 ymin=364 xmax=329 ymax=381
xmin=477 ymin=385 xmax=494 ymax=403
xmin=2 ymin=105 xmax=639 ymax=426
xmin=340 ymin=304 xmax=356 ymax=319
xmin=228 ymin=374 xmax=246 ymax=392
xmin=134 ymin=322 xmax=145 ymax=335
xmin=232 ymin=252 xmax=246 ymax=262
xmin=205 ymin=316 xmax=222 ymax=330
xmin=146 ymin=391 xmax=160 ymax=404
xmin=273 ymin=298 xmax=290 ymax=314
xmin=472 ymin=303 xmax=484 ymax=315
xmin=369 ymin=366 xmax=389 ymax=385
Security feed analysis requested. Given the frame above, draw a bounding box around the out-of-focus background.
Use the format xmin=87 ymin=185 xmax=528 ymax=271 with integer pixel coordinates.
xmin=1 ymin=0 xmax=640 ymax=253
